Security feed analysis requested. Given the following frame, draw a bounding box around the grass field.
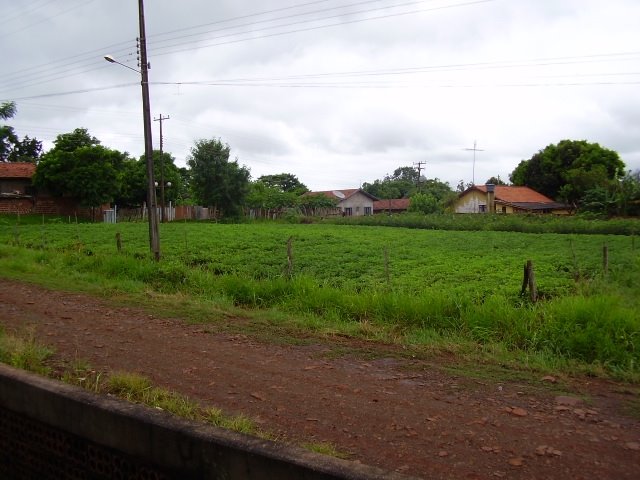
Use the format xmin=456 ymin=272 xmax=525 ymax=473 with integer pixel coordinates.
xmin=1 ymin=217 xmax=638 ymax=378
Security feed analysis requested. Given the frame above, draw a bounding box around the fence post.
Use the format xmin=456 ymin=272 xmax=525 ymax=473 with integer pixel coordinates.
xmin=521 ymin=260 xmax=537 ymax=302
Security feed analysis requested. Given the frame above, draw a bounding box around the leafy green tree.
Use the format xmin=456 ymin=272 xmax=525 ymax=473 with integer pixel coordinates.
xmin=0 ymin=101 xmax=42 ymax=163
xmin=363 ymin=166 xmax=419 ymax=199
xmin=0 ymin=124 xmax=18 ymax=162
xmin=246 ymin=181 xmax=298 ymax=215
xmin=257 ymin=173 xmax=308 ymax=195
xmin=298 ymin=193 xmax=338 ymax=216
xmin=52 ymin=127 xmax=100 ymax=152
xmin=0 ymin=101 xmax=17 ymax=120
xmin=614 ymin=170 xmax=640 ymax=216
xmin=116 ymin=152 xmax=185 ymax=207
xmin=187 ymin=138 xmax=250 ymax=216
xmin=510 ymin=140 xmax=625 ymax=204
xmin=33 ymin=129 xmax=127 ymax=220
xmin=408 ymin=192 xmax=440 ymax=214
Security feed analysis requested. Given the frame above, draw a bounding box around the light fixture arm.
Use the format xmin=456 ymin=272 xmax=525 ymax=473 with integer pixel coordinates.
xmin=103 ymin=55 xmax=140 ymax=74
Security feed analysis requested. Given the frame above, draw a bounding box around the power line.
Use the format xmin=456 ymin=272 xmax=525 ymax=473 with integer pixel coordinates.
xmin=149 ymin=0 xmax=411 ymax=49
xmin=0 ymin=0 xmax=97 ymax=38
xmin=151 ymin=0 xmax=495 ymax=58
xmin=151 ymin=51 xmax=640 ymax=87
xmin=1 ymin=83 xmax=138 ymax=102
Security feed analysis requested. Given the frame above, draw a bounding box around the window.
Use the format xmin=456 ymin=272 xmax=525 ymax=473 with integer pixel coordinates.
xmin=344 ymin=207 xmax=353 ymax=216
xmin=502 ymin=206 xmax=507 ymax=214
xmin=478 ymin=204 xmax=486 ymax=213
xmin=364 ymin=206 xmax=372 ymax=215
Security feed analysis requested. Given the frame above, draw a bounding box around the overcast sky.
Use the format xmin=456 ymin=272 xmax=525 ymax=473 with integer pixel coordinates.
xmin=2 ymin=0 xmax=639 ymax=191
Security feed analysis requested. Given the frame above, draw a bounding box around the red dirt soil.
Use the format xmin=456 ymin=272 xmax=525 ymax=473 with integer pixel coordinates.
xmin=1 ymin=279 xmax=638 ymax=479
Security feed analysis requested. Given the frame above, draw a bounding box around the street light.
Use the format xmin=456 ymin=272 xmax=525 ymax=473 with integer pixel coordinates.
xmin=103 ymin=0 xmax=160 ymax=260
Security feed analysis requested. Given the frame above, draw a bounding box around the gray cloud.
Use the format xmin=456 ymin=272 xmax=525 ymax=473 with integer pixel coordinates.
xmin=2 ymin=0 xmax=639 ymax=189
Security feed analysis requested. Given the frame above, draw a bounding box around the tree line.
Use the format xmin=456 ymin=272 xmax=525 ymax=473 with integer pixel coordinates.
xmin=2 ymin=101 xmax=639 ymax=217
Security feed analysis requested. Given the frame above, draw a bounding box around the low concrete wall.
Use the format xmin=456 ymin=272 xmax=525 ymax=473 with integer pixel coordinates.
xmin=0 ymin=364 xmax=414 ymax=479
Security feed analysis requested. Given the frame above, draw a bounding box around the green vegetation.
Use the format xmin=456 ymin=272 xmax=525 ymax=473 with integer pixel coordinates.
xmin=329 ymin=212 xmax=640 ymax=236
xmin=0 ymin=327 xmax=52 ymax=374
xmin=302 ymin=441 xmax=349 ymax=459
xmin=0 ymin=220 xmax=638 ymax=378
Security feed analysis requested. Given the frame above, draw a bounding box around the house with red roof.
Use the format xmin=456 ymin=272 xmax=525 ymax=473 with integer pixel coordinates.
xmin=303 ymin=188 xmax=378 ymax=216
xmin=0 ymin=162 xmax=98 ymax=217
xmin=454 ymin=184 xmax=572 ymax=214
xmin=0 ymin=162 xmax=36 ymax=196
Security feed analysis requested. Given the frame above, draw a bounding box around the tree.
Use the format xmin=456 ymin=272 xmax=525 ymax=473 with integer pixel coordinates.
xmin=509 ymin=140 xmax=625 ymax=204
xmin=246 ymin=181 xmax=298 ymax=217
xmin=0 ymin=101 xmax=17 ymax=120
xmin=408 ymin=192 xmax=440 ymax=214
xmin=52 ymin=127 xmax=100 ymax=152
xmin=485 ymin=176 xmax=507 ymax=185
xmin=408 ymin=179 xmax=456 ymax=214
xmin=257 ymin=173 xmax=308 ymax=195
xmin=0 ymin=101 xmax=42 ymax=163
xmin=298 ymin=193 xmax=338 ymax=216
xmin=362 ymin=166 xmax=420 ymax=199
xmin=116 ymin=151 xmax=185 ymax=208
xmin=33 ymin=129 xmax=126 ymax=220
xmin=187 ymin=138 xmax=250 ymax=216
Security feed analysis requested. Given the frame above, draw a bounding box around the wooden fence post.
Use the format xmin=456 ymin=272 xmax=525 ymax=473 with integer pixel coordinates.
xmin=521 ymin=260 xmax=538 ymax=302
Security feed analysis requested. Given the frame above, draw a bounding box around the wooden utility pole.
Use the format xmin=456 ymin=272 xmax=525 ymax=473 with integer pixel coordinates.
xmin=154 ymin=114 xmax=170 ymax=222
xmin=138 ymin=0 xmax=160 ymax=260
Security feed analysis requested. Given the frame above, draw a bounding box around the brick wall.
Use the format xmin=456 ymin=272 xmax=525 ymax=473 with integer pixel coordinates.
xmin=0 ymin=198 xmax=34 ymax=214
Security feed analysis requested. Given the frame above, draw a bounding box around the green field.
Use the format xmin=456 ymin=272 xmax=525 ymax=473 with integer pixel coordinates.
xmin=1 ymin=218 xmax=638 ymax=378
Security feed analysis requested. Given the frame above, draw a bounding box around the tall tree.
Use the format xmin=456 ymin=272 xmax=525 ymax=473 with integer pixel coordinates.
xmin=116 ymin=151 xmax=184 ymax=207
xmin=52 ymin=127 xmax=100 ymax=152
xmin=187 ymin=138 xmax=250 ymax=216
xmin=257 ymin=173 xmax=308 ymax=195
xmin=363 ymin=166 xmax=420 ymax=199
xmin=33 ymin=129 xmax=126 ymax=220
xmin=510 ymin=140 xmax=625 ymax=204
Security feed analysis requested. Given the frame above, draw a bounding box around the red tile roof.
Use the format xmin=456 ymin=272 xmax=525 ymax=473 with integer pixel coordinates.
xmin=0 ymin=162 xmax=36 ymax=179
xmin=472 ymin=185 xmax=554 ymax=203
xmin=373 ymin=198 xmax=411 ymax=210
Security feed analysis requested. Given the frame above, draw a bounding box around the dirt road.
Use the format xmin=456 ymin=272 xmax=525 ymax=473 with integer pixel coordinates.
xmin=1 ymin=279 xmax=638 ymax=479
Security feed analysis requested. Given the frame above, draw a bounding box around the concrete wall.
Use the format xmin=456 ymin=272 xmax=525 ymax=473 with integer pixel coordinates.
xmin=0 ymin=364 xmax=413 ymax=480
xmin=340 ymin=192 xmax=374 ymax=216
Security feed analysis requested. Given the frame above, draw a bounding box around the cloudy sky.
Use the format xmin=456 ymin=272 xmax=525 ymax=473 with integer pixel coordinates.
xmin=2 ymin=0 xmax=639 ymax=191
